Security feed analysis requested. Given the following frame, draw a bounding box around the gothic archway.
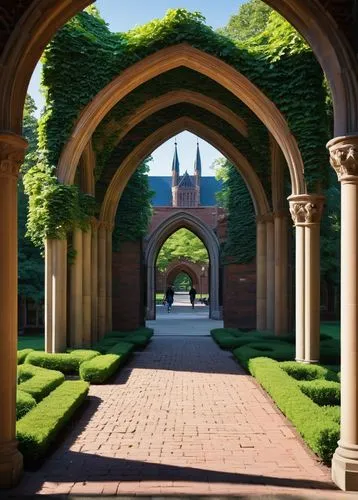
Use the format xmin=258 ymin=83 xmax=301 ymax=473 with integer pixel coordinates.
xmin=145 ymin=212 xmax=221 ymax=320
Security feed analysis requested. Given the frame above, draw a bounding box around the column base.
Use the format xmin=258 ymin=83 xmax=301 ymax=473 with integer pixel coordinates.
xmin=0 ymin=440 xmax=23 ymax=488
xmin=332 ymin=444 xmax=358 ymax=491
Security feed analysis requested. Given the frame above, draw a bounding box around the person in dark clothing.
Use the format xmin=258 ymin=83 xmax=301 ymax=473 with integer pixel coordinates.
xmin=189 ymin=287 xmax=197 ymax=309
xmin=165 ymin=285 xmax=175 ymax=312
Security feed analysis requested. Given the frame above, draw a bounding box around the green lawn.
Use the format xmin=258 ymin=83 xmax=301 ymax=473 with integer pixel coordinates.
xmin=18 ymin=334 xmax=44 ymax=351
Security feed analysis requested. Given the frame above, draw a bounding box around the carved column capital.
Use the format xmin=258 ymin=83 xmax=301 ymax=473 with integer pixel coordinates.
xmin=288 ymin=194 xmax=325 ymax=226
xmin=0 ymin=133 xmax=28 ymax=178
xmin=327 ymin=135 xmax=358 ymax=182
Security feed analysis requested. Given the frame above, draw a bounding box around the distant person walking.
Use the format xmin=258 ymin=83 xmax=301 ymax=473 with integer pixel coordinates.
xmin=189 ymin=286 xmax=197 ymax=309
xmin=165 ymin=285 xmax=175 ymax=312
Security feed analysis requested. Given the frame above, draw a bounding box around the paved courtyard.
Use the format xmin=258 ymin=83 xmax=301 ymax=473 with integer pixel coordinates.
xmin=8 ymin=336 xmax=346 ymax=497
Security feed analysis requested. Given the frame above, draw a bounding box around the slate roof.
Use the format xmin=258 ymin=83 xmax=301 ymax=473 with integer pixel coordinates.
xmin=149 ymin=176 xmax=222 ymax=206
xmin=178 ymin=171 xmax=195 ymax=188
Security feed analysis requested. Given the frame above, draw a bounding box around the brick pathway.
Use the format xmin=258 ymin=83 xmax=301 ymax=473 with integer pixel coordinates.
xmin=8 ymin=337 xmax=347 ymax=498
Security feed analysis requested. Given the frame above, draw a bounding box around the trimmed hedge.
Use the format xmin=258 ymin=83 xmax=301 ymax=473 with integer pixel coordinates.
xmin=248 ymin=357 xmax=339 ymax=462
xmin=105 ymin=327 xmax=153 ymax=339
xmin=107 ymin=341 xmax=134 ymax=357
xmin=17 ymin=349 xmax=34 ymax=365
xmin=298 ymin=380 xmax=340 ymax=406
xmin=18 ymin=364 xmax=65 ymax=402
xmin=16 ymin=380 xmax=89 ymax=460
xmin=25 ymin=349 xmax=100 ymax=374
xmin=16 ymin=390 xmax=37 ymax=420
xmin=280 ymin=361 xmax=339 ymax=382
xmin=79 ymin=354 xmax=121 ymax=384
xmin=233 ymin=341 xmax=295 ymax=369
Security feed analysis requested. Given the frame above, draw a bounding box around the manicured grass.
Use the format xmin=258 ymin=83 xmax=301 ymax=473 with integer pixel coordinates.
xmin=18 ymin=364 xmax=65 ymax=402
xmin=18 ymin=334 xmax=44 ymax=351
xmin=16 ymin=390 xmax=37 ymax=420
xmin=248 ymin=357 xmax=339 ymax=462
xmin=25 ymin=349 xmax=100 ymax=374
xmin=79 ymin=354 xmax=122 ymax=384
xmin=16 ymin=380 xmax=89 ymax=461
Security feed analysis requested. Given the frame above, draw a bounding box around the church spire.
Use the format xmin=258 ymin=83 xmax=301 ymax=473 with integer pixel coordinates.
xmin=194 ymin=139 xmax=202 ymax=174
xmin=172 ymin=139 xmax=180 ymax=188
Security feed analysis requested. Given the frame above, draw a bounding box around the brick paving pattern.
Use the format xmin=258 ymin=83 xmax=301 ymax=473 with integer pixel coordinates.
xmin=8 ymin=337 xmax=347 ymax=497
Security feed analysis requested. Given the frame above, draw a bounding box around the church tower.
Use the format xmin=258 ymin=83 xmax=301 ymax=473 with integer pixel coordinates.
xmin=171 ymin=140 xmax=180 ymax=206
xmin=194 ymin=139 xmax=201 ymax=206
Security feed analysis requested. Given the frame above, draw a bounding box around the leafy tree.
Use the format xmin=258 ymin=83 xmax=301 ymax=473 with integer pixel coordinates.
xmin=156 ymin=229 xmax=209 ymax=272
xmin=19 ymin=96 xmax=44 ymax=302
xmin=218 ymin=0 xmax=272 ymax=42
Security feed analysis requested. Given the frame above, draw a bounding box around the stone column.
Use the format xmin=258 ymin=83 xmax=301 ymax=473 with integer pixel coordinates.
xmin=328 ymin=135 xmax=358 ymax=491
xmin=0 ymin=133 xmax=27 ymax=487
xmin=82 ymin=226 xmax=92 ymax=346
xmin=289 ymin=194 xmax=324 ymax=363
xmin=91 ymin=218 xmax=98 ymax=343
xmin=45 ymin=239 xmax=53 ymax=353
xmin=274 ymin=211 xmax=289 ymax=336
xmin=98 ymin=222 xmax=107 ymax=338
xmin=266 ymin=214 xmax=275 ymax=331
xmin=69 ymin=228 xmax=83 ymax=347
xmin=256 ymin=216 xmax=267 ymax=331
xmin=106 ymin=225 xmax=113 ymax=332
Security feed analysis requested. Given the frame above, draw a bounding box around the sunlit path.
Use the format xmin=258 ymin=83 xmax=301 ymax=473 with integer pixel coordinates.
xmin=9 ymin=337 xmax=339 ymax=497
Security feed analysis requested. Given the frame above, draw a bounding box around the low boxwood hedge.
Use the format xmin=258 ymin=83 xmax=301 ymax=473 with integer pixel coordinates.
xmin=16 ymin=390 xmax=37 ymax=420
xmin=79 ymin=354 xmax=121 ymax=384
xmin=233 ymin=341 xmax=295 ymax=368
xmin=104 ymin=327 xmax=153 ymax=339
xmin=17 ymin=349 xmax=34 ymax=365
xmin=248 ymin=357 xmax=339 ymax=462
xmin=107 ymin=341 xmax=134 ymax=357
xmin=25 ymin=349 xmax=100 ymax=374
xmin=298 ymin=380 xmax=341 ymax=406
xmin=16 ymin=380 xmax=89 ymax=461
xmin=280 ymin=361 xmax=339 ymax=382
xmin=18 ymin=364 xmax=65 ymax=402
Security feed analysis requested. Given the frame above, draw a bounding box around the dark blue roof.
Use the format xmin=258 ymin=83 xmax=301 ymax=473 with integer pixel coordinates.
xmin=178 ymin=171 xmax=195 ymax=188
xmin=149 ymin=176 xmax=222 ymax=206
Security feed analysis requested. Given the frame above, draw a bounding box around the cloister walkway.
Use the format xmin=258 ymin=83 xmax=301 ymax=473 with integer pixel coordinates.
xmin=9 ymin=337 xmax=343 ymax=498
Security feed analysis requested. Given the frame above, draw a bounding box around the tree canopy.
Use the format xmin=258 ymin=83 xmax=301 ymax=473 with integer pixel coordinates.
xmin=218 ymin=0 xmax=272 ymax=41
xmin=156 ymin=229 xmax=209 ymax=272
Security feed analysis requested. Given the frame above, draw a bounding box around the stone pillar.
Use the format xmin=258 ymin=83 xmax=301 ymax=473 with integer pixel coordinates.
xmin=45 ymin=239 xmax=53 ymax=353
xmin=106 ymin=225 xmax=113 ymax=332
xmin=0 ymin=133 xmax=27 ymax=487
xmin=289 ymin=194 xmax=324 ymax=363
xmin=82 ymin=226 xmax=92 ymax=346
xmin=328 ymin=135 xmax=358 ymax=491
xmin=266 ymin=214 xmax=275 ymax=331
xmin=69 ymin=228 xmax=83 ymax=347
xmin=98 ymin=222 xmax=107 ymax=338
xmin=91 ymin=218 xmax=98 ymax=343
xmin=274 ymin=211 xmax=289 ymax=336
xmin=256 ymin=216 xmax=267 ymax=331
xmin=51 ymin=239 xmax=67 ymax=352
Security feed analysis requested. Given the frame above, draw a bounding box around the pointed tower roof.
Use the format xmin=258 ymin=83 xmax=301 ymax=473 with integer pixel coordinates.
xmin=171 ymin=140 xmax=180 ymax=173
xmin=178 ymin=170 xmax=195 ymax=188
xmin=194 ymin=139 xmax=202 ymax=173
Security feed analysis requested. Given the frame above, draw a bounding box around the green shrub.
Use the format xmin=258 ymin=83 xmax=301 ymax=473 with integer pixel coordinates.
xmin=107 ymin=341 xmax=134 ymax=357
xmin=248 ymin=357 xmax=339 ymax=462
xmin=17 ymin=349 xmax=34 ymax=365
xmin=105 ymin=327 xmax=153 ymax=339
xmin=25 ymin=349 xmax=99 ymax=374
xmin=322 ymin=405 xmax=340 ymax=424
xmin=79 ymin=354 xmax=121 ymax=383
xmin=16 ymin=390 xmax=37 ymax=420
xmin=17 ymin=380 xmax=89 ymax=460
xmin=233 ymin=341 xmax=294 ymax=369
xmin=298 ymin=380 xmax=340 ymax=406
xmin=18 ymin=364 xmax=64 ymax=402
xmin=121 ymin=334 xmax=149 ymax=347
xmin=280 ymin=361 xmax=339 ymax=382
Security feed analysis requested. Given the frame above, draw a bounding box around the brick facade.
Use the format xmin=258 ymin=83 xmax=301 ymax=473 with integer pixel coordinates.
xmin=112 ymin=240 xmax=145 ymax=331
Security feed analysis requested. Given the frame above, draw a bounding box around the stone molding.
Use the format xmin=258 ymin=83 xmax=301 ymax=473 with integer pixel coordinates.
xmin=256 ymin=212 xmax=273 ymax=224
xmin=0 ymin=133 xmax=27 ymax=178
xmin=98 ymin=220 xmax=114 ymax=233
xmin=288 ymin=194 xmax=325 ymax=225
xmin=327 ymin=135 xmax=358 ymax=181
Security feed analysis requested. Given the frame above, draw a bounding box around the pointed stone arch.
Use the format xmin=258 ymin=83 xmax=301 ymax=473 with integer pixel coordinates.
xmin=100 ymin=116 xmax=270 ymax=225
xmin=55 ymin=44 xmax=306 ymax=194
xmin=145 ymin=211 xmax=221 ymax=320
